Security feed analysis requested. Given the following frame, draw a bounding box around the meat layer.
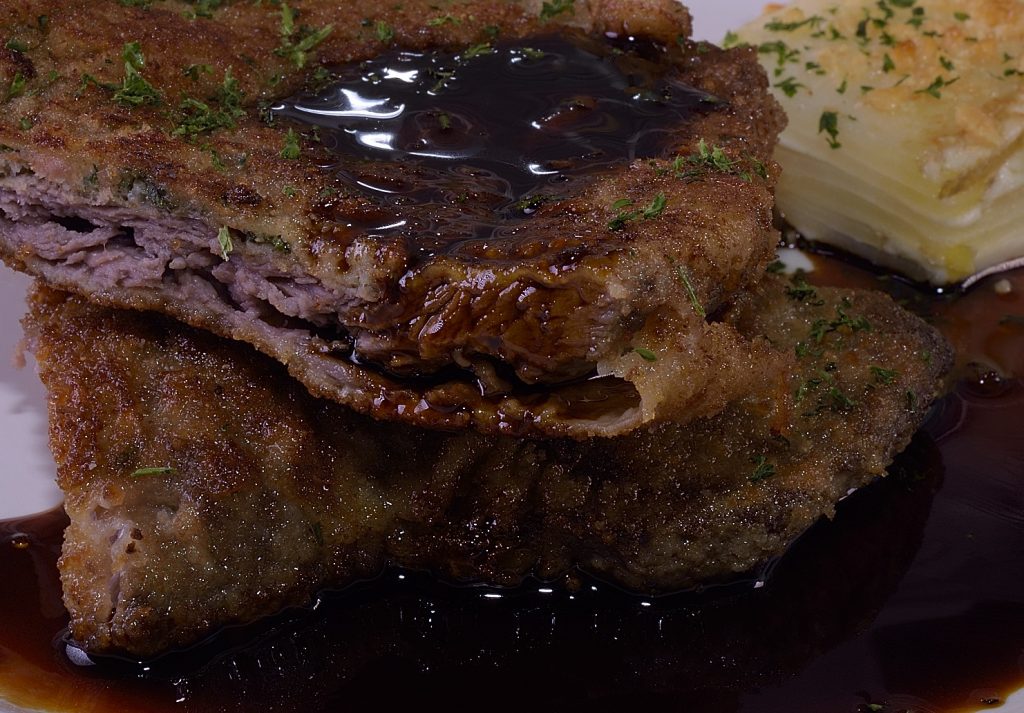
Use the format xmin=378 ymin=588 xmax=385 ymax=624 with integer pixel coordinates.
xmin=0 ymin=0 xmax=785 ymax=437
xmin=27 ymin=277 xmax=952 ymax=657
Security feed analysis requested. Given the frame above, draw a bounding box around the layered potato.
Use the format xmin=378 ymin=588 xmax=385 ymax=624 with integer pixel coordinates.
xmin=736 ymin=0 xmax=1024 ymax=283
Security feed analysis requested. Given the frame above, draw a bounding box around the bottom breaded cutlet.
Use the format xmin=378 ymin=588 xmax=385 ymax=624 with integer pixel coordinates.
xmin=24 ymin=275 xmax=952 ymax=658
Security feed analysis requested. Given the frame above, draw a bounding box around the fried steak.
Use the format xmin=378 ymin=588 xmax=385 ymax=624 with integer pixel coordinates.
xmin=0 ymin=0 xmax=786 ymax=437
xmin=27 ymin=277 xmax=952 ymax=657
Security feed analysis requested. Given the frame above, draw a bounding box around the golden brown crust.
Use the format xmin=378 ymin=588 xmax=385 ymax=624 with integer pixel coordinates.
xmin=28 ymin=276 xmax=952 ymax=657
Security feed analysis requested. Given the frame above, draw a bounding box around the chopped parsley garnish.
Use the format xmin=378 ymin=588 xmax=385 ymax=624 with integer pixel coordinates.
xmin=280 ymin=128 xmax=301 ymax=159
xmin=764 ymin=15 xmax=823 ymax=32
xmin=785 ymin=276 xmax=822 ymax=304
xmin=4 ymin=38 xmax=27 ymax=53
xmin=750 ymin=456 xmax=776 ymax=482
xmin=275 ymin=3 xmax=333 ymax=69
xmin=774 ymin=76 xmax=804 ymax=97
xmin=5 ymin=72 xmax=26 ymax=102
xmin=954 ymin=11 xmax=970 ymax=21
xmin=247 ymin=232 xmax=291 ymax=252
xmin=633 ymin=347 xmax=658 ymax=362
xmin=818 ymin=111 xmax=841 ymax=149
xmin=112 ymin=41 xmax=161 ymax=107
xmin=131 ymin=466 xmax=176 ymax=477
xmin=463 ymin=43 xmax=493 ymax=59
xmin=642 ymin=192 xmax=667 ymax=219
xmin=172 ymin=68 xmax=245 ymax=139
xmin=216 ymin=226 xmax=233 ymax=260
xmin=767 ymin=260 xmax=786 ymax=274
xmin=882 ymin=53 xmax=895 ymax=72
xmin=539 ymin=0 xmax=575 ymax=21
xmin=184 ymin=63 xmax=213 ymax=81
xmin=608 ymin=193 xmax=667 ymax=231
xmin=375 ymin=20 xmax=394 ymax=43
xmin=676 ymin=264 xmax=706 ymax=318
xmin=906 ymin=389 xmax=917 ymax=411
xmin=758 ymin=39 xmax=801 ymax=69
xmin=428 ymin=15 xmax=460 ymax=27
xmin=184 ymin=0 xmax=222 ymax=19
xmin=18 ymin=116 xmax=33 ymax=130
xmin=828 ymin=387 xmax=856 ymax=410
xmin=870 ymin=366 xmax=897 ymax=384
xmin=915 ymin=75 xmax=959 ymax=98
xmin=810 ymin=305 xmax=871 ymax=343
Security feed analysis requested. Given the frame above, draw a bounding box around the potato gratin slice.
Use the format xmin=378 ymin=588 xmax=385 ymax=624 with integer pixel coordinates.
xmin=736 ymin=0 xmax=1024 ymax=283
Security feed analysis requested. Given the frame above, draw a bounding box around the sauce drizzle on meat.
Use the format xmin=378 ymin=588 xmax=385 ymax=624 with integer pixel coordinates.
xmin=272 ymin=32 xmax=715 ymax=255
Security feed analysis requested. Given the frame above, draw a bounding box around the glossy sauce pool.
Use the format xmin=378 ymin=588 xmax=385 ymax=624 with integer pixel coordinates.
xmin=1 ymin=253 xmax=1023 ymax=713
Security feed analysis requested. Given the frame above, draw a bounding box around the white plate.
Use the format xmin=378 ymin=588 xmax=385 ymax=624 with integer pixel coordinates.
xmin=1 ymin=2 xmax=1021 ymax=711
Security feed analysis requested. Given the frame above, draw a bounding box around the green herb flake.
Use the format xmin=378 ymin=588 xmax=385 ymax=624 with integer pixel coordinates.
xmin=131 ymin=466 xmax=176 ymax=477
xmin=463 ymin=43 xmax=492 ymax=59
xmin=785 ymin=276 xmax=821 ymax=303
xmin=5 ymin=72 xmax=26 ymax=102
xmin=172 ymin=68 xmax=245 ymax=138
xmin=375 ymin=20 xmax=394 ymax=43
xmin=767 ymin=260 xmax=786 ymax=274
xmin=633 ymin=347 xmax=658 ymax=362
xmin=818 ymin=110 xmax=841 ymax=149
xmin=608 ymin=193 xmax=666 ymax=231
xmin=916 ymin=75 xmax=959 ymax=98
xmin=216 ymin=226 xmax=233 ymax=260
xmin=539 ymin=0 xmax=575 ymax=21
xmin=112 ymin=41 xmax=161 ymax=107
xmin=4 ymin=38 xmax=27 ymax=53
xmin=183 ymin=63 xmax=213 ymax=81
xmin=428 ymin=14 xmax=460 ymax=27
xmin=642 ymin=192 xmax=667 ymax=219
xmin=275 ymin=3 xmax=333 ymax=68
xmin=882 ymin=53 xmax=895 ymax=73
xmin=17 ymin=116 xmax=33 ymax=130
xmin=775 ymin=76 xmax=805 ymax=97
xmin=676 ymin=264 xmax=706 ymax=318
xmin=184 ymin=0 xmax=222 ymax=19
xmin=764 ymin=15 xmax=823 ymax=32
xmin=954 ymin=11 xmax=970 ymax=21
xmin=280 ymin=128 xmax=301 ymax=159
xmin=750 ymin=456 xmax=776 ymax=482
xmin=870 ymin=365 xmax=897 ymax=384
xmin=906 ymin=389 xmax=917 ymax=411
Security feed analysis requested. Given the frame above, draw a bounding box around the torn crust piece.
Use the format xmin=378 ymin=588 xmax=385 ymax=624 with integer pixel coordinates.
xmin=27 ymin=277 xmax=952 ymax=658
xmin=0 ymin=0 xmax=786 ymax=437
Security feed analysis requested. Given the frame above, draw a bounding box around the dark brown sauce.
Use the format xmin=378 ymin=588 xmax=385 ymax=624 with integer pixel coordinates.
xmin=2 ymin=257 xmax=1023 ymax=713
xmin=272 ymin=32 xmax=713 ymax=257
